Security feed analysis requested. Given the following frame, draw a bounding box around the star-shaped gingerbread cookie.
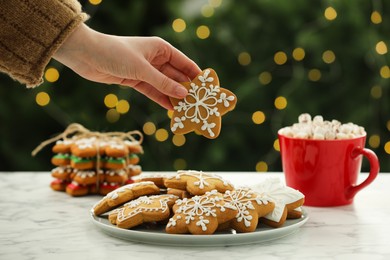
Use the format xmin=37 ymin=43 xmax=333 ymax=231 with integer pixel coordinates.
xmin=169 ymin=68 xmax=237 ymax=139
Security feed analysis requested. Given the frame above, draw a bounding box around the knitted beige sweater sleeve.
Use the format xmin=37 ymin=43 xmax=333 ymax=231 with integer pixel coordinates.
xmin=0 ymin=0 xmax=88 ymax=88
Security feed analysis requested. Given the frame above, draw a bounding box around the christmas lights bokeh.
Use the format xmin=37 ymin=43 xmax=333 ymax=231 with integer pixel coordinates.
xmin=0 ymin=0 xmax=389 ymax=173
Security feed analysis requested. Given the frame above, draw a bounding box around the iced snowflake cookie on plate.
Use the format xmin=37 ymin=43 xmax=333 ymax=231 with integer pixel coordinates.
xmin=169 ymin=68 xmax=237 ymax=139
xmin=219 ymin=187 xmax=275 ymax=233
xmin=166 ymin=190 xmax=237 ymax=235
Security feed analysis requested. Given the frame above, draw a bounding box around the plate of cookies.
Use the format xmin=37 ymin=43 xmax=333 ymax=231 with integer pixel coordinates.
xmin=90 ymin=170 xmax=308 ymax=246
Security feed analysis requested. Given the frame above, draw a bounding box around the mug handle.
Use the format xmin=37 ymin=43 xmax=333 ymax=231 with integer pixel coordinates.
xmin=346 ymin=147 xmax=379 ymax=200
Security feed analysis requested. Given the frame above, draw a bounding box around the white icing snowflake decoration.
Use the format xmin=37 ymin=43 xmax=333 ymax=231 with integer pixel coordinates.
xmin=170 ymin=68 xmax=237 ymax=139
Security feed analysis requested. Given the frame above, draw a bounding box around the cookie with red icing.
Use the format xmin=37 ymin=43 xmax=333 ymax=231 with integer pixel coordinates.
xmin=50 ymin=179 xmax=70 ymax=191
xmin=169 ymin=68 xmax=237 ymax=139
xmin=164 ymin=170 xmax=234 ymax=196
xmin=66 ymin=181 xmax=90 ymax=196
xmin=108 ymin=194 xmax=178 ymax=229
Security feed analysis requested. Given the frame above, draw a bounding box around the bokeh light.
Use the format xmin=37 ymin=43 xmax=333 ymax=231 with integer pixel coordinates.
xmin=322 ymin=50 xmax=336 ymax=64
xmin=173 ymin=158 xmax=187 ymax=170
xmin=371 ymin=11 xmax=382 ymax=24
xmin=172 ymin=18 xmax=186 ymax=33
xmin=273 ymin=139 xmax=280 ymax=151
xmin=308 ymin=69 xmax=322 ymax=81
xmin=209 ymin=0 xmax=222 ymax=8
xmin=172 ymin=134 xmax=186 ymax=146
xmin=155 ymin=128 xmax=169 ymax=142
xmin=369 ymin=134 xmax=380 ymax=148
xmin=274 ymin=51 xmax=287 ymax=65
xmin=258 ymin=71 xmax=272 ymax=85
xmin=36 ymin=92 xmax=50 ymax=106
xmin=196 ymin=25 xmax=210 ymax=39
xmin=384 ymin=141 xmax=390 ymax=154
xmin=380 ymin=66 xmax=390 ymax=78
xmin=324 ymin=6 xmax=337 ymax=20
xmin=376 ymin=41 xmax=388 ymax=55
xmin=104 ymin=94 xmax=118 ymax=108
xmin=116 ymin=99 xmax=130 ymax=114
xmin=201 ymin=5 xmax=214 ymax=17
xmin=106 ymin=108 xmax=120 ymax=123
xmin=143 ymin=122 xmax=156 ymax=135
xmin=274 ymin=96 xmax=287 ymax=110
xmin=255 ymin=161 xmax=268 ymax=172
xmin=238 ymin=52 xmax=251 ymax=66
xmin=89 ymin=0 xmax=102 ymax=5
xmin=371 ymin=85 xmax=382 ymax=99
xmin=45 ymin=68 xmax=60 ymax=83
xmin=252 ymin=111 xmax=266 ymax=125
xmin=167 ymin=110 xmax=174 ymax=119
xmin=292 ymin=47 xmax=305 ymax=61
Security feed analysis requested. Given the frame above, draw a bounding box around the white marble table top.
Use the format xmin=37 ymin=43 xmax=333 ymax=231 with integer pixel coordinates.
xmin=0 ymin=172 xmax=389 ymax=260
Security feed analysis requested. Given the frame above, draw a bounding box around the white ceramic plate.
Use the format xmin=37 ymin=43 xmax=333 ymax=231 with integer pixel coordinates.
xmin=90 ymin=209 xmax=308 ymax=247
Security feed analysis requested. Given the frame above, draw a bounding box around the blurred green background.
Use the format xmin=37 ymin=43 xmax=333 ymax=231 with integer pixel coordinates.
xmin=1 ymin=0 xmax=389 ymax=172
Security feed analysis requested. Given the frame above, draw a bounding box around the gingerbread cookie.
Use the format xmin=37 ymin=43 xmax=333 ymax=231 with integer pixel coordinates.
xmin=50 ymin=179 xmax=70 ymax=191
xmin=166 ymin=190 xmax=237 ymax=235
xmin=222 ymin=188 xmax=275 ymax=233
xmin=108 ymin=194 xmax=178 ymax=229
xmin=250 ymin=178 xmax=305 ymax=228
xmin=134 ymin=174 xmax=168 ymax=188
xmin=92 ymin=181 xmax=160 ymax=216
xmin=164 ymin=170 xmax=234 ymax=196
xmin=169 ymin=68 xmax=237 ymax=139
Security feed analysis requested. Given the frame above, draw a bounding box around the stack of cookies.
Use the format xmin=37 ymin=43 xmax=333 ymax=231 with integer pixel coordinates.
xmin=92 ymin=170 xmax=305 ymax=235
xmin=50 ymin=132 xmax=143 ymax=197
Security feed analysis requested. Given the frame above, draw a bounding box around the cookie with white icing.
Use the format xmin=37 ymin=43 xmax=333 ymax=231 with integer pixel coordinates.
xmin=169 ymin=68 xmax=237 ymax=139
xmin=166 ymin=190 xmax=237 ymax=235
xmin=164 ymin=170 xmax=234 ymax=196
xmin=93 ymin=181 xmax=160 ymax=216
xmin=108 ymin=194 xmax=178 ymax=229
xmin=250 ymin=178 xmax=305 ymax=228
xmin=221 ymin=188 xmax=275 ymax=233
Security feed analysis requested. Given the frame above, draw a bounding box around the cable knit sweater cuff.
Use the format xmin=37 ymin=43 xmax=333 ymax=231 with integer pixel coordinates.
xmin=0 ymin=0 xmax=88 ymax=88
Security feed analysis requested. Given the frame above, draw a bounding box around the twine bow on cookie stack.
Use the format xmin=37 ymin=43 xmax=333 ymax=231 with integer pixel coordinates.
xmin=32 ymin=123 xmax=144 ymax=196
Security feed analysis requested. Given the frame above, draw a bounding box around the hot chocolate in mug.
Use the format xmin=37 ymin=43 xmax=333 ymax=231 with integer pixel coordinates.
xmin=278 ymin=133 xmax=379 ymax=206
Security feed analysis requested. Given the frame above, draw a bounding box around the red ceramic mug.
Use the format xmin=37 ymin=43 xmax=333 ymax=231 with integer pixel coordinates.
xmin=278 ymin=132 xmax=379 ymax=207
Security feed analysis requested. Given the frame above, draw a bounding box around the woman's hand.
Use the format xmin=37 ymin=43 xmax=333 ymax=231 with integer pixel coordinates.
xmin=53 ymin=24 xmax=201 ymax=110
